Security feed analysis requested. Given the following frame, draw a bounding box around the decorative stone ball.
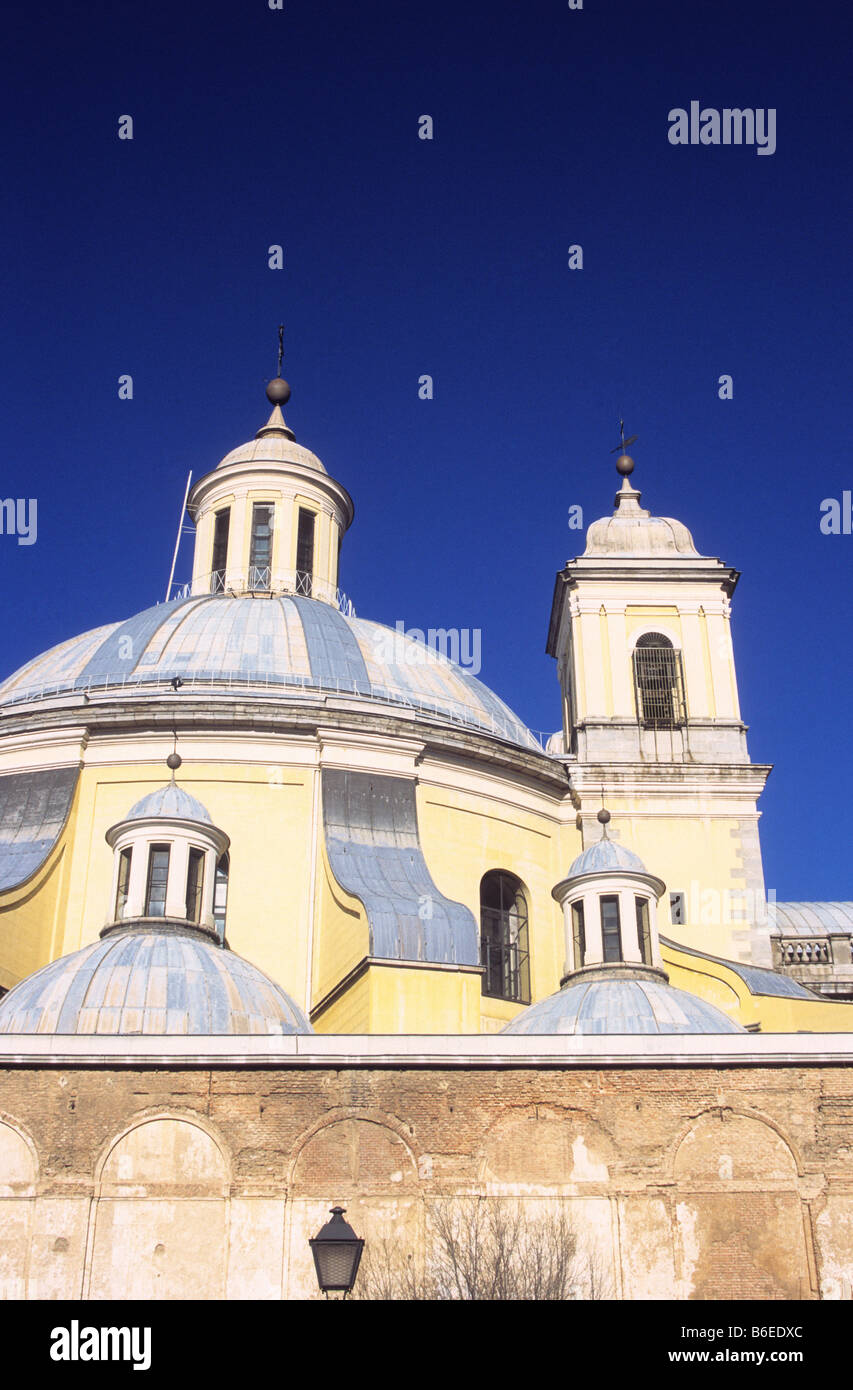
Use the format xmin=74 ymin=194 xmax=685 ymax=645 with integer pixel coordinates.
xmin=266 ymin=377 xmax=292 ymax=406
xmin=166 ymin=752 xmax=182 ymax=771
xmin=597 ymin=808 xmax=611 ymax=825
xmin=615 ymin=453 xmax=634 ymax=476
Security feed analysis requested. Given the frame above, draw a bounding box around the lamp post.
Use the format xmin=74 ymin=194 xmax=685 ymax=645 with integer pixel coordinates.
xmin=310 ymin=1206 xmax=365 ymax=1299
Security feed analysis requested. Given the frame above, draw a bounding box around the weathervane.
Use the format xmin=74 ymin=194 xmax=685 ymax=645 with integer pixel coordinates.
xmin=609 ymin=418 xmax=637 ymax=478
xmin=610 ymin=419 xmax=638 ymax=456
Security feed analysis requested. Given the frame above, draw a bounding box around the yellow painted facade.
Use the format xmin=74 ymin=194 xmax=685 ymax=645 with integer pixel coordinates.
xmin=0 ymin=395 xmax=851 ymax=1037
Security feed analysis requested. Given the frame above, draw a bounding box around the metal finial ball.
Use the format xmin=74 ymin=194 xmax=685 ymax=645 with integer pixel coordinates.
xmin=597 ymin=808 xmax=611 ymax=825
xmin=266 ymin=377 xmax=291 ymax=406
xmin=615 ymin=453 xmax=634 ymax=477
xmin=166 ymin=752 xmax=182 ymax=771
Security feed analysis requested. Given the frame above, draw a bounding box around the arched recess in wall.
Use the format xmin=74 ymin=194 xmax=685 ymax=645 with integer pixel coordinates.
xmin=477 ymin=1105 xmax=618 ymax=1298
xmin=87 ymin=1114 xmax=230 ymax=1301
xmin=670 ymin=1110 xmax=812 ymax=1301
xmin=0 ymin=1117 xmax=38 ymax=1299
xmin=286 ymin=1111 xmax=420 ymax=1300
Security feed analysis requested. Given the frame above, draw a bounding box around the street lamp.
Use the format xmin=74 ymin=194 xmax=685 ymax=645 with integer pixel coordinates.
xmin=310 ymin=1206 xmax=365 ymax=1298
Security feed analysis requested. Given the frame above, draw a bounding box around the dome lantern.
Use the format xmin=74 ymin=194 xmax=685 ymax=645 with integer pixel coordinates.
xmin=552 ymin=817 xmax=667 ymax=982
xmin=185 ymin=343 xmax=354 ymax=607
xmin=105 ymin=766 xmax=229 ymax=935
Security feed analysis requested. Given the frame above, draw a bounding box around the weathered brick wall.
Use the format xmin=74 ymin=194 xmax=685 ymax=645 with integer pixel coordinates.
xmin=0 ymin=1061 xmax=851 ymax=1299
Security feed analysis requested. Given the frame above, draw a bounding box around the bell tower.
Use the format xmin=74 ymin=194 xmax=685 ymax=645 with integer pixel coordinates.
xmin=546 ymin=437 xmax=773 ymax=966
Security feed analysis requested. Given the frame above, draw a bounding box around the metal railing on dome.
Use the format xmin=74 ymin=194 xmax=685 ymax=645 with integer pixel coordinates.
xmin=165 ymin=570 xmax=357 ymax=617
xmin=0 ymin=668 xmax=548 ymax=752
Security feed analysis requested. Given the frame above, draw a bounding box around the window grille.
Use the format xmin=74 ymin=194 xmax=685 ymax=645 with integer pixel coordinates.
xmin=249 ymin=504 xmax=274 ymax=590
xmin=480 ymin=871 xmax=531 ymax=1003
xmin=632 ymin=634 xmax=687 ymax=729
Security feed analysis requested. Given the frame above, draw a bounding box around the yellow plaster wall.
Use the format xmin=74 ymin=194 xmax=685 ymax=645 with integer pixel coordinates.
xmin=312 ymin=849 xmax=369 ymax=1008
xmin=610 ymin=810 xmax=755 ymax=961
xmin=55 ymin=763 xmax=316 ymax=1009
xmin=368 ymin=964 xmax=481 ymax=1033
xmin=663 ymin=941 xmax=853 ymax=1032
xmin=0 ymin=846 xmax=71 ymax=990
xmin=416 ymin=780 xmax=575 ymax=1006
xmin=311 ymin=969 xmax=370 ymax=1033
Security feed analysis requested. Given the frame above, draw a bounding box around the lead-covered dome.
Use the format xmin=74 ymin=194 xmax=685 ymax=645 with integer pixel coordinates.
xmin=502 ymin=976 xmax=744 ymax=1035
xmin=0 ymin=924 xmax=312 ymax=1036
xmin=567 ymin=839 xmax=648 ymax=877
xmin=0 ymin=594 xmax=539 ymax=751
xmin=584 ymin=480 xmax=700 ymax=558
xmin=125 ymin=784 xmax=213 ymax=824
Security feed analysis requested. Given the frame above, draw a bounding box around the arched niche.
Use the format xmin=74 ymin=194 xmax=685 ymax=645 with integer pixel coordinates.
xmin=88 ymin=1115 xmax=229 ymax=1300
xmin=671 ymin=1111 xmax=810 ymax=1300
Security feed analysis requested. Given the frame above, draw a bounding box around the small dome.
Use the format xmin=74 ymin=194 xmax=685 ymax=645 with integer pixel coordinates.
xmin=584 ymin=480 xmax=700 ymax=558
xmin=0 ymin=925 xmax=312 ymax=1035
xmin=125 ymin=784 xmax=212 ymax=825
xmin=217 ymin=433 xmax=326 ymax=476
xmin=502 ymin=977 xmax=744 ymax=1035
xmin=568 ymin=839 xmax=648 ymax=877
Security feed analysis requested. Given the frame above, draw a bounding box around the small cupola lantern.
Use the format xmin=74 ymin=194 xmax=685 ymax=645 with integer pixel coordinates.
xmin=104 ymin=755 xmax=229 ymax=937
xmin=553 ymin=809 xmax=666 ymax=983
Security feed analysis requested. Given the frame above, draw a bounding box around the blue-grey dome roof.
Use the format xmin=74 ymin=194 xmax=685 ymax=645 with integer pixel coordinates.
xmin=0 ymin=926 xmax=312 ymax=1036
xmin=567 ymin=838 xmax=648 ymax=877
xmin=125 ymin=783 xmax=212 ymax=824
xmin=0 ymin=594 xmax=539 ymax=752
xmin=502 ymin=977 xmax=744 ymax=1035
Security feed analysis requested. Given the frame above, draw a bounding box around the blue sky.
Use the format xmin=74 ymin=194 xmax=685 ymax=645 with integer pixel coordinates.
xmin=1 ymin=0 xmax=851 ymax=898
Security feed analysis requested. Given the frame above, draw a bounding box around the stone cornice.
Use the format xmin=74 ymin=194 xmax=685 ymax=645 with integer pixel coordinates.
xmin=0 ymin=1032 xmax=851 ymax=1068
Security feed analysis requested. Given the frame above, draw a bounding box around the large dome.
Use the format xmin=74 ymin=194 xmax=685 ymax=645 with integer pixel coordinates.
xmin=502 ymin=976 xmax=744 ymax=1035
xmin=0 ymin=594 xmax=539 ymax=751
xmin=0 ymin=924 xmax=312 ymax=1036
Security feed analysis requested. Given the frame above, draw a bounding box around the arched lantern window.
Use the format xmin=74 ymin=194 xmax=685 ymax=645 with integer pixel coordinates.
xmin=480 ymin=871 xmax=531 ymax=1003
xmin=213 ymin=852 xmax=229 ymax=940
xmin=632 ymin=632 xmax=687 ymax=729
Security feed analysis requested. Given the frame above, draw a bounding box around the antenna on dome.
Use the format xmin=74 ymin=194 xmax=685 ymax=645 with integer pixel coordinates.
xmin=165 ymin=471 xmax=193 ymax=602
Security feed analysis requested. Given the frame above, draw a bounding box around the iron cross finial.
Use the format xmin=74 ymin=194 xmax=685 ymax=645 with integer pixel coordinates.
xmin=277 ymin=324 xmax=284 ymax=377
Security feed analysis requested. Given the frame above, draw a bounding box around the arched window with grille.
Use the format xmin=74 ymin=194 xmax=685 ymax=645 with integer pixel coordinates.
xmin=480 ymin=871 xmax=531 ymax=1003
xmin=632 ymin=632 xmax=687 ymax=729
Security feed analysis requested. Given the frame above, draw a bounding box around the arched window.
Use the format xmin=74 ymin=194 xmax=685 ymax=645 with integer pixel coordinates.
xmin=480 ymin=871 xmax=530 ymax=1003
xmin=632 ymin=632 xmax=686 ymax=729
xmin=144 ymin=845 xmax=170 ymax=917
xmin=185 ymin=847 xmax=205 ymax=924
xmin=635 ymin=896 xmax=652 ymax=965
xmin=114 ymin=846 xmax=132 ymax=920
xmin=213 ymin=852 xmax=229 ymax=940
